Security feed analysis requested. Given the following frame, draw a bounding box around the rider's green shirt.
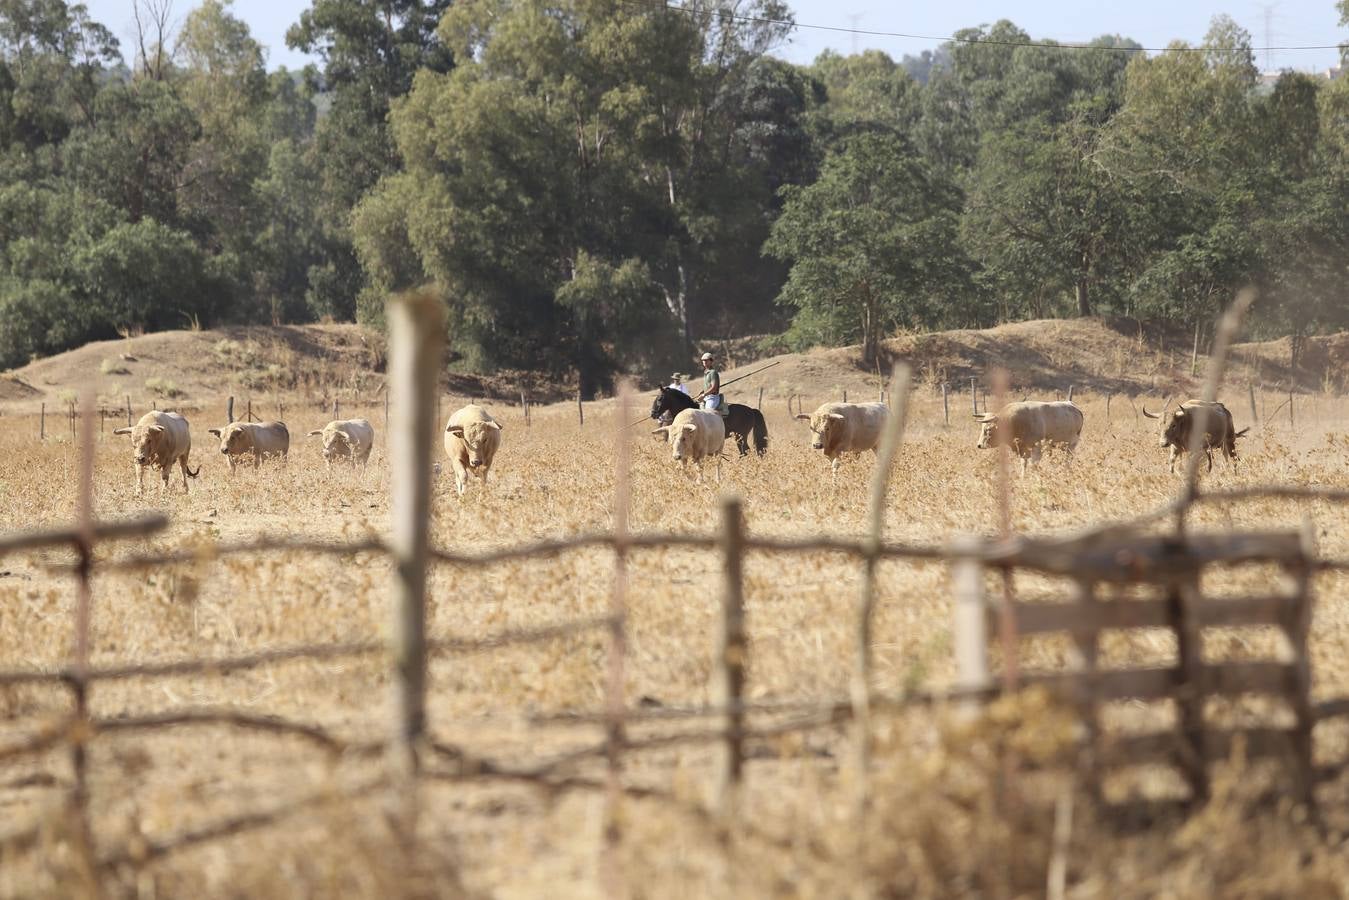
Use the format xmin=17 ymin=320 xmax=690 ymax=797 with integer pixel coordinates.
xmin=703 ymin=368 xmax=720 ymax=394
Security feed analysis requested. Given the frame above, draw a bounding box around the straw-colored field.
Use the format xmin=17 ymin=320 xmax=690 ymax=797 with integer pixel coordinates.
xmin=2 ymin=386 xmax=1349 ymax=898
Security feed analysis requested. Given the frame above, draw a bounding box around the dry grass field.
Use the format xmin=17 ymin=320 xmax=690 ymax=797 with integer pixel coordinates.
xmin=2 ymin=381 xmax=1349 ymax=898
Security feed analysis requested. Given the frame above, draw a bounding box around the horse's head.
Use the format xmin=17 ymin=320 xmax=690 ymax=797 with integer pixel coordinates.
xmin=650 ymin=386 xmax=693 ymax=421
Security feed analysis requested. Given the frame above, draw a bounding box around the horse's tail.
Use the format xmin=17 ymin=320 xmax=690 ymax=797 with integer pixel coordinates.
xmin=751 ymin=408 xmax=768 ymax=456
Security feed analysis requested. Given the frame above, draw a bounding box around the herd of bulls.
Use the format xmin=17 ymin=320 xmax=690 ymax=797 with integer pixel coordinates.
xmin=109 ymin=391 xmax=1250 ymax=496
xmin=653 ymin=394 xmax=1250 ymax=482
xmin=111 ymin=403 xmax=502 ymax=496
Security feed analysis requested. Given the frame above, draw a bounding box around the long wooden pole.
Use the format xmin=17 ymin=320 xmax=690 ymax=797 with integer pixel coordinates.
xmin=386 ymin=291 xmax=444 ymax=845
xmin=714 ymin=496 xmax=746 ymax=813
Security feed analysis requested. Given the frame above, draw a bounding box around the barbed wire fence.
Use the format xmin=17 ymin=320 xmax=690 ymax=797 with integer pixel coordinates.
xmin=3 ymin=290 xmax=1349 ymax=893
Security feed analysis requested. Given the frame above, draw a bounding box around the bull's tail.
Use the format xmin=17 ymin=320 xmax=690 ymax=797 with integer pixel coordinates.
xmin=750 ymin=408 xmax=768 ymax=456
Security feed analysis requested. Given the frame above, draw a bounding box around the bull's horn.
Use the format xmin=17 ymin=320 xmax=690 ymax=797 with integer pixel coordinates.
xmin=827 ymin=413 xmax=845 ymax=421
xmin=486 ymin=421 xmax=502 ymax=431
xmin=208 ymin=427 xmax=223 ymax=436
xmin=1141 ymin=405 xmax=1159 ymax=419
xmin=112 ymin=427 xmax=132 ymax=436
xmin=446 ymin=425 xmax=464 ymax=435
xmin=652 ymin=426 xmax=670 ymax=436
xmin=794 ymin=414 xmax=811 ymax=422
xmin=307 ymin=430 xmax=322 ymax=437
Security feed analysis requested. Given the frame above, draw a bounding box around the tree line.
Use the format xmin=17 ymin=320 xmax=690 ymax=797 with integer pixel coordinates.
xmin=2 ymin=0 xmax=1347 ymax=388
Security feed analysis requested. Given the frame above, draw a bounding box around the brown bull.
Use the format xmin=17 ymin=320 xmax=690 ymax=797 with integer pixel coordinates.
xmin=1142 ymin=399 xmax=1248 ymax=473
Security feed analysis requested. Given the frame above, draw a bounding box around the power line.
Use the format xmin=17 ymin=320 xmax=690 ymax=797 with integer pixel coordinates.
xmin=619 ymin=0 xmax=1348 ymax=55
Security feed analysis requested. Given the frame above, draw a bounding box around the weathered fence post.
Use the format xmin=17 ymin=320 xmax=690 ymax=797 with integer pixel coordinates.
xmin=942 ymin=382 xmax=950 ymax=426
xmin=1067 ymin=385 xmax=1075 ymax=402
xmin=756 ymin=386 xmax=764 ymax=410
xmin=521 ymin=388 xmax=530 ymax=427
xmin=577 ymin=389 xmax=584 ymax=428
xmin=69 ymin=387 xmax=99 ymax=887
xmin=951 ymin=537 xmax=989 ymax=717
xmin=853 ymin=365 xmax=911 ymax=800
xmin=603 ymin=382 xmax=633 ymax=895
xmin=714 ymin=495 xmax=746 ymax=813
xmin=385 ymin=291 xmax=445 ymax=844
xmin=970 ymin=376 xmax=977 ymax=416
xmin=1283 ymin=523 xmax=1316 ymax=808
xmin=384 ymin=390 xmax=391 ymax=432
xmin=1172 ymin=574 xmax=1209 ymax=802
xmin=69 ymin=403 xmax=75 ymax=442
xmin=227 ymin=396 xmax=235 ymax=424
xmin=40 ymin=403 xmax=45 ymax=441
xmin=1288 ymin=391 xmax=1294 ymax=429
xmin=125 ymin=395 xmax=131 ymax=427
xmin=333 ymin=398 xmax=339 ymax=420
xmin=1248 ymin=384 xmax=1257 ymax=429
xmin=246 ymin=399 xmax=253 ymax=422
xmin=842 ymin=389 xmax=847 ymax=403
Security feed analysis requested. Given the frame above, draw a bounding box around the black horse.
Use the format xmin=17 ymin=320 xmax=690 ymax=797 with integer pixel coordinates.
xmin=650 ymin=386 xmax=768 ymax=457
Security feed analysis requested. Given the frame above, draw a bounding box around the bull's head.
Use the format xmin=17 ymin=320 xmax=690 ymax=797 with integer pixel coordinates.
xmin=795 ymin=412 xmax=844 ymax=453
xmin=113 ymin=422 xmax=166 ymax=466
xmin=974 ymin=414 xmax=999 ymax=450
xmin=447 ymin=420 xmax=501 ymax=468
xmin=309 ymin=427 xmax=350 ymax=460
xmin=208 ymin=423 xmax=250 ymax=455
xmin=1141 ymin=399 xmax=1182 ymax=448
xmin=652 ymin=422 xmax=699 ymax=460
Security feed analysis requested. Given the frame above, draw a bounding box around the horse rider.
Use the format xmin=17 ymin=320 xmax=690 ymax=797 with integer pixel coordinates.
xmin=668 ymin=373 xmax=689 ymax=395
xmin=694 ymin=351 xmax=727 ymax=417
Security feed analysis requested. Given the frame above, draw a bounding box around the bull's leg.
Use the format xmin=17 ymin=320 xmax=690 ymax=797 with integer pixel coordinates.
xmin=135 ymin=463 xmax=145 ymax=495
xmin=226 ymin=455 xmax=236 ymax=475
xmin=253 ymin=450 xmax=262 ymax=469
xmin=1168 ymin=447 xmax=1180 ymax=474
xmin=735 ymin=433 xmax=748 ymax=457
xmin=179 ymin=456 xmax=190 ymax=493
xmin=160 ymin=465 xmax=171 ymax=495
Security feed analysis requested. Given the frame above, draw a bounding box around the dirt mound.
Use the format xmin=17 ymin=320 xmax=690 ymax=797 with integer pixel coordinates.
xmin=718 ymin=317 xmax=1344 ymax=406
xmin=0 ymin=325 xmax=567 ymax=413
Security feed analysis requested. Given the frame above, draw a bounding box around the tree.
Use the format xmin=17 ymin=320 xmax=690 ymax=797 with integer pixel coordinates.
xmin=286 ymin=0 xmax=453 ymax=320
xmin=765 ymin=132 xmax=966 ymax=364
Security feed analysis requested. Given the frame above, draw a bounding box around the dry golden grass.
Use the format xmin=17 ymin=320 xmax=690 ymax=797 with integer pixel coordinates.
xmin=2 ymin=386 xmax=1349 ymax=898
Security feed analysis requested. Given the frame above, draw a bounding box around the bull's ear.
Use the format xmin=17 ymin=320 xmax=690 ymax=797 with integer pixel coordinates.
xmin=208 ymin=428 xmax=222 ymax=437
xmin=486 ymin=421 xmax=502 ymax=431
xmin=680 ymin=423 xmax=698 ymax=433
xmin=794 ymin=414 xmax=811 ymax=422
xmin=827 ymin=413 xmax=845 ymax=421
xmin=148 ymin=425 xmax=165 ymax=434
xmin=112 ymin=427 xmax=132 ymax=436
xmin=306 ymin=430 xmax=322 ymax=437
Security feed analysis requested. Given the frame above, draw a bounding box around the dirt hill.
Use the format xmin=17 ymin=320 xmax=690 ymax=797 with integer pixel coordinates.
xmin=0 ymin=318 xmax=1338 ymax=415
xmin=717 ymin=317 xmax=1340 ymax=405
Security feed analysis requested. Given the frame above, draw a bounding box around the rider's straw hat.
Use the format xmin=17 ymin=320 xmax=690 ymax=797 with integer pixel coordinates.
xmin=700 ymin=352 xmax=714 ymax=361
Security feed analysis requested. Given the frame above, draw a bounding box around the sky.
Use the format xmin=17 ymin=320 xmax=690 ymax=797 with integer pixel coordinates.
xmin=81 ymin=0 xmax=1347 ymax=76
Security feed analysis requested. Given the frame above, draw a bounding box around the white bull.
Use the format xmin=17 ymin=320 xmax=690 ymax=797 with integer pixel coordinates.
xmin=975 ymin=400 xmax=1083 ymax=474
xmin=444 ymin=405 xmax=502 ymax=496
xmin=206 ymin=421 xmax=291 ymax=472
xmin=794 ymin=402 xmax=888 ymax=476
xmin=307 ymin=418 xmax=375 ymax=470
xmin=652 ymin=408 xmax=725 ymax=483
xmin=112 ymin=411 xmax=200 ymax=494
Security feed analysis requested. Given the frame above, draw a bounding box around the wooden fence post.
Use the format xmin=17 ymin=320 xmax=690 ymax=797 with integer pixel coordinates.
xmin=852 ymin=365 xmax=911 ymax=795
xmin=1288 ymin=391 xmax=1294 ymax=429
xmin=577 ymin=390 xmax=584 ymax=428
xmin=942 ymin=382 xmax=950 ymax=426
xmin=521 ymin=388 xmax=530 ymax=427
xmin=714 ymin=495 xmax=746 ymax=813
xmin=970 ymin=376 xmax=977 ymax=416
xmin=1172 ymin=574 xmax=1209 ymax=802
xmin=842 ymin=389 xmax=847 ymax=403
xmin=756 ymin=386 xmax=764 ymax=410
xmin=1248 ymin=384 xmax=1257 ymax=429
xmin=246 ymin=399 xmax=253 ymax=422
xmin=385 ymin=291 xmax=445 ymax=843
xmin=40 ymin=403 xmax=45 ymax=441
xmin=385 ymin=390 xmax=391 ymax=432
xmin=603 ymin=382 xmax=633 ymax=894
xmin=333 ymin=398 xmax=339 ymax=420
xmin=227 ymin=396 xmax=234 ymax=424
xmin=1282 ymin=524 xmax=1316 ymax=808
xmin=951 ymin=538 xmax=989 ymax=717
xmin=125 ymin=396 xmax=132 ymax=427
xmin=69 ymin=403 xmax=75 ymax=442
xmin=1067 ymin=385 xmax=1075 ymax=402
xmin=1105 ymin=394 xmax=1112 ymax=424
xmin=68 ymin=387 xmax=99 ymax=886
